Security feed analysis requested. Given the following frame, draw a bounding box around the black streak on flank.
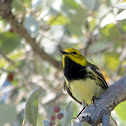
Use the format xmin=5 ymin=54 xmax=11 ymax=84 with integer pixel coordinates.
xmin=64 ymin=57 xmax=87 ymax=81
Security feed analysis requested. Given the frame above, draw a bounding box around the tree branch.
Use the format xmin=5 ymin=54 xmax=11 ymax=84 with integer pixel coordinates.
xmin=0 ymin=0 xmax=62 ymax=70
xmin=74 ymin=74 xmax=126 ymax=126
xmin=102 ymin=113 xmax=110 ymax=126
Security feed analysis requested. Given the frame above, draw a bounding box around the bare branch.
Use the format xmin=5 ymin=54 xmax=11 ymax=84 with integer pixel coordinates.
xmin=0 ymin=0 xmax=62 ymax=70
xmin=74 ymin=74 xmax=126 ymax=125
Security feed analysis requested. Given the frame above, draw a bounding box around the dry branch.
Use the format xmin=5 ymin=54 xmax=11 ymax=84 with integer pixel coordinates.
xmin=74 ymin=74 xmax=126 ymax=126
xmin=0 ymin=0 xmax=62 ymax=70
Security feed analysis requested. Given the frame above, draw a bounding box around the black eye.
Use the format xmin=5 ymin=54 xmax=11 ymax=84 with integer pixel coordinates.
xmin=72 ymin=51 xmax=77 ymax=54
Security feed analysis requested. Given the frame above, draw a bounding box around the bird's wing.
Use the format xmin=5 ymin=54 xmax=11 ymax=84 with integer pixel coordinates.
xmin=89 ymin=64 xmax=108 ymax=90
xmin=64 ymin=81 xmax=82 ymax=105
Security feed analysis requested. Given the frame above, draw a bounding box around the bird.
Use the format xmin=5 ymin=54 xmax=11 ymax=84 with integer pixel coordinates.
xmin=60 ymin=48 xmax=117 ymax=125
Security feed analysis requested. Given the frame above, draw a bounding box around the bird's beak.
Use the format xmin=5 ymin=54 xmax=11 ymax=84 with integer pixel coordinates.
xmin=60 ymin=50 xmax=69 ymax=55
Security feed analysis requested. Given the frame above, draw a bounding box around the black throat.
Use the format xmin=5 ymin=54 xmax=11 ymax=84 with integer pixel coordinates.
xmin=64 ymin=57 xmax=87 ymax=81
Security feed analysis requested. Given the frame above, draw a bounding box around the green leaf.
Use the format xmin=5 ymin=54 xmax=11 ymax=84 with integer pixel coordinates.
xmin=105 ymin=52 xmax=119 ymax=71
xmin=63 ymin=101 xmax=73 ymax=126
xmin=120 ymin=20 xmax=126 ymax=33
xmin=9 ymin=50 xmax=24 ymax=61
xmin=0 ymin=103 xmax=16 ymax=126
xmin=100 ymin=24 xmax=120 ymax=41
xmin=0 ymin=32 xmax=21 ymax=54
xmin=25 ymin=86 xmax=42 ymax=126
xmin=115 ymin=101 xmax=126 ymax=121
xmin=61 ymin=0 xmax=87 ymax=34
xmin=63 ymin=0 xmax=80 ymax=9
xmin=66 ymin=7 xmax=87 ymax=36
xmin=48 ymin=15 xmax=69 ymax=25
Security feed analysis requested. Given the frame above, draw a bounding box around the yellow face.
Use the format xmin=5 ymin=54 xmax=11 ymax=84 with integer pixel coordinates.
xmin=61 ymin=48 xmax=87 ymax=68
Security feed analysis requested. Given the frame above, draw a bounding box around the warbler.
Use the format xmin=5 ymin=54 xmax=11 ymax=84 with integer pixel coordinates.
xmin=60 ymin=48 xmax=117 ymax=125
xmin=61 ymin=48 xmax=108 ymax=106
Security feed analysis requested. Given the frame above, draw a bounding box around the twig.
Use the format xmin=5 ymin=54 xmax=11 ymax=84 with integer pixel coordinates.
xmin=73 ymin=74 xmax=126 ymax=125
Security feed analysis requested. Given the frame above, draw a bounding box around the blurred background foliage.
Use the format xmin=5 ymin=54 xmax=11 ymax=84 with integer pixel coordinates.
xmin=0 ymin=0 xmax=126 ymax=125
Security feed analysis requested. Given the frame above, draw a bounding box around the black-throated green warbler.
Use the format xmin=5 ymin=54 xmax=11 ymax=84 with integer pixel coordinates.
xmin=60 ymin=48 xmax=117 ymax=125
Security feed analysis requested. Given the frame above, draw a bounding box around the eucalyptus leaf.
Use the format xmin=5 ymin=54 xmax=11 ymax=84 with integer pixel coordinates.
xmin=25 ymin=86 xmax=42 ymax=126
xmin=0 ymin=32 xmax=21 ymax=54
xmin=62 ymin=101 xmax=73 ymax=126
